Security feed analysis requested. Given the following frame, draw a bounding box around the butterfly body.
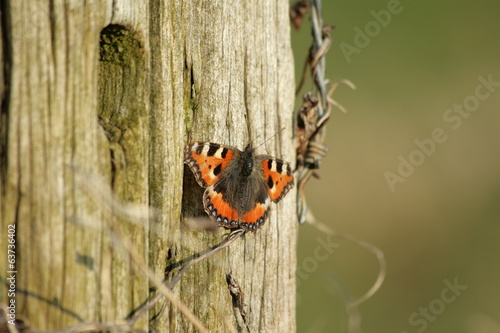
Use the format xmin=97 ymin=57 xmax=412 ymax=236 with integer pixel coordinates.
xmin=184 ymin=141 xmax=294 ymax=231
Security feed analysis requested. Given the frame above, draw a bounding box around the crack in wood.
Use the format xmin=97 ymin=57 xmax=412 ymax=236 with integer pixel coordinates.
xmin=226 ymin=273 xmax=250 ymax=332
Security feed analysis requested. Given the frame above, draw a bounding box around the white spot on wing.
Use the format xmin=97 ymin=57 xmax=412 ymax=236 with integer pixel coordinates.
xmin=214 ymin=147 xmax=225 ymax=158
xmin=270 ymin=160 xmax=277 ymax=172
xmin=201 ymin=143 xmax=210 ymax=155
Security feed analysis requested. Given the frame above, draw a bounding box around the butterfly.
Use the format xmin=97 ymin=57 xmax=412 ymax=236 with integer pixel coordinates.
xmin=184 ymin=141 xmax=294 ymax=231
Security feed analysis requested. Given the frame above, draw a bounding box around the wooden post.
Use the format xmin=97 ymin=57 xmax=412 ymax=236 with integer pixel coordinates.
xmin=0 ymin=0 xmax=296 ymax=331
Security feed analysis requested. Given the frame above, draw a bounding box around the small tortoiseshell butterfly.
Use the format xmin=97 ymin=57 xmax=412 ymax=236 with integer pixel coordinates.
xmin=184 ymin=141 xmax=294 ymax=231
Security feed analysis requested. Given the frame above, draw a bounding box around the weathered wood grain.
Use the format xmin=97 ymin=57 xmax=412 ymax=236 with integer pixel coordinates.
xmin=0 ymin=0 xmax=296 ymax=331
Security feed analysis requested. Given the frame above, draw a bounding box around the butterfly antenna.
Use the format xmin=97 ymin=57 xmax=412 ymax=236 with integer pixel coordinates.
xmin=254 ymin=126 xmax=286 ymax=149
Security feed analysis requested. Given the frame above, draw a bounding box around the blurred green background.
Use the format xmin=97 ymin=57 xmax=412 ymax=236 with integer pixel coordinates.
xmin=291 ymin=1 xmax=500 ymax=332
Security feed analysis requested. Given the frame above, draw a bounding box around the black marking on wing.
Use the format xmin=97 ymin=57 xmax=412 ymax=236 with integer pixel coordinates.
xmin=213 ymin=163 xmax=222 ymax=176
xmin=267 ymin=159 xmax=273 ymax=170
xmin=207 ymin=144 xmax=219 ymax=156
xmin=267 ymin=175 xmax=274 ymax=189
xmin=276 ymin=161 xmax=283 ymax=173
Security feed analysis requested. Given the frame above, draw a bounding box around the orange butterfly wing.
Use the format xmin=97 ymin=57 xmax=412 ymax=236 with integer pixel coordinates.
xmin=259 ymin=156 xmax=294 ymax=202
xmin=184 ymin=142 xmax=237 ymax=187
